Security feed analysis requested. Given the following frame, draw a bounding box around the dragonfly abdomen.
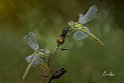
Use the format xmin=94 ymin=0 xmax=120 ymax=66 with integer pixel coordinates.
xmin=89 ymin=34 xmax=104 ymax=45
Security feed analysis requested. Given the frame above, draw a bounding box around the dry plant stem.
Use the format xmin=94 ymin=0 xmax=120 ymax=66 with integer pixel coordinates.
xmin=40 ymin=64 xmax=49 ymax=77
xmin=22 ymin=55 xmax=36 ymax=79
xmin=48 ymin=45 xmax=60 ymax=66
xmin=48 ymin=78 xmax=52 ymax=83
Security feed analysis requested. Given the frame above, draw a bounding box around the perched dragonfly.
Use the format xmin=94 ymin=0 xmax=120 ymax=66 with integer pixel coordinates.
xmin=23 ymin=32 xmax=50 ymax=79
xmin=68 ymin=5 xmax=103 ymax=45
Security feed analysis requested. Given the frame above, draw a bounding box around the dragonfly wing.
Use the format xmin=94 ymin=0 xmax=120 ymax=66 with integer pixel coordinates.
xmin=23 ymin=53 xmax=43 ymax=79
xmin=78 ymin=5 xmax=97 ymax=24
xmin=26 ymin=53 xmax=43 ymax=67
xmin=72 ymin=29 xmax=89 ymax=40
xmin=84 ymin=5 xmax=97 ymax=23
xmin=24 ymin=32 xmax=39 ymax=51
xmin=78 ymin=14 xmax=88 ymax=24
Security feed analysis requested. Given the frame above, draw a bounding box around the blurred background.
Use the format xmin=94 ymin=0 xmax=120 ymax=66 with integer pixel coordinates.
xmin=0 ymin=0 xmax=124 ymax=83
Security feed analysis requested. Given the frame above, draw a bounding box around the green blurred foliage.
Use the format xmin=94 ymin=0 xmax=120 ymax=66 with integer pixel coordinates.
xmin=0 ymin=0 xmax=124 ymax=83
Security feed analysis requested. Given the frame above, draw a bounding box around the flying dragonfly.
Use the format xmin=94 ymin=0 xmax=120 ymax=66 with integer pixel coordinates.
xmin=68 ymin=5 xmax=103 ymax=45
xmin=23 ymin=32 xmax=50 ymax=79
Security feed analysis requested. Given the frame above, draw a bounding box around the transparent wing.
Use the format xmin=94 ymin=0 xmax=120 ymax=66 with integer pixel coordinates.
xmin=78 ymin=5 xmax=97 ymax=24
xmin=72 ymin=26 xmax=91 ymax=40
xmin=24 ymin=32 xmax=39 ymax=50
xmin=23 ymin=53 xmax=43 ymax=79
xmin=84 ymin=5 xmax=97 ymax=22
xmin=72 ymin=29 xmax=89 ymax=40
xmin=26 ymin=53 xmax=43 ymax=66
xmin=78 ymin=14 xmax=88 ymax=24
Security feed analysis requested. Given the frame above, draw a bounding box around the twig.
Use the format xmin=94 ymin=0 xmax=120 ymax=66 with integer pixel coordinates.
xmin=47 ymin=45 xmax=60 ymax=66
xmin=48 ymin=68 xmax=66 ymax=83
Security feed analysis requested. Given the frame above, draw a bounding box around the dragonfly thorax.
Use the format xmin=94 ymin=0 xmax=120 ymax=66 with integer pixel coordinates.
xmin=73 ymin=22 xmax=83 ymax=29
xmin=68 ymin=21 xmax=82 ymax=30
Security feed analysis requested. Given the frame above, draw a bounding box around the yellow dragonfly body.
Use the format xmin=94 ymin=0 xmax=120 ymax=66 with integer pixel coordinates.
xmin=68 ymin=5 xmax=103 ymax=45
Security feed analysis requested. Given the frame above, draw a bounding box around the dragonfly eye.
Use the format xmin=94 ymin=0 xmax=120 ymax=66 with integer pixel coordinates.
xmin=26 ymin=54 xmax=43 ymax=66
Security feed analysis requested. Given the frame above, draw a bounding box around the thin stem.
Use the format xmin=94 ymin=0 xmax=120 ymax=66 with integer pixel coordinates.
xmin=48 ymin=78 xmax=52 ymax=83
xmin=47 ymin=45 xmax=60 ymax=66
xmin=40 ymin=63 xmax=50 ymax=77
xmin=53 ymin=45 xmax=60 ymax=56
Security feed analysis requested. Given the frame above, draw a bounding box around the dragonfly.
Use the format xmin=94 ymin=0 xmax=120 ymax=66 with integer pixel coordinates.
xmin=68 ymin=5 xmax=103 ymax=45
xmin=23 ymin=32 xmax=50 ymax=79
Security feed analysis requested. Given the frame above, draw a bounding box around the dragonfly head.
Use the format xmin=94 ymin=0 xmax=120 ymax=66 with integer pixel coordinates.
xmin=39 ymin=48 xmax=50 ymax=55
xmin=68 ymin=21 xmax=81 ymax=30
xmin=68 ymin=21 xmax=74 ymax=26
